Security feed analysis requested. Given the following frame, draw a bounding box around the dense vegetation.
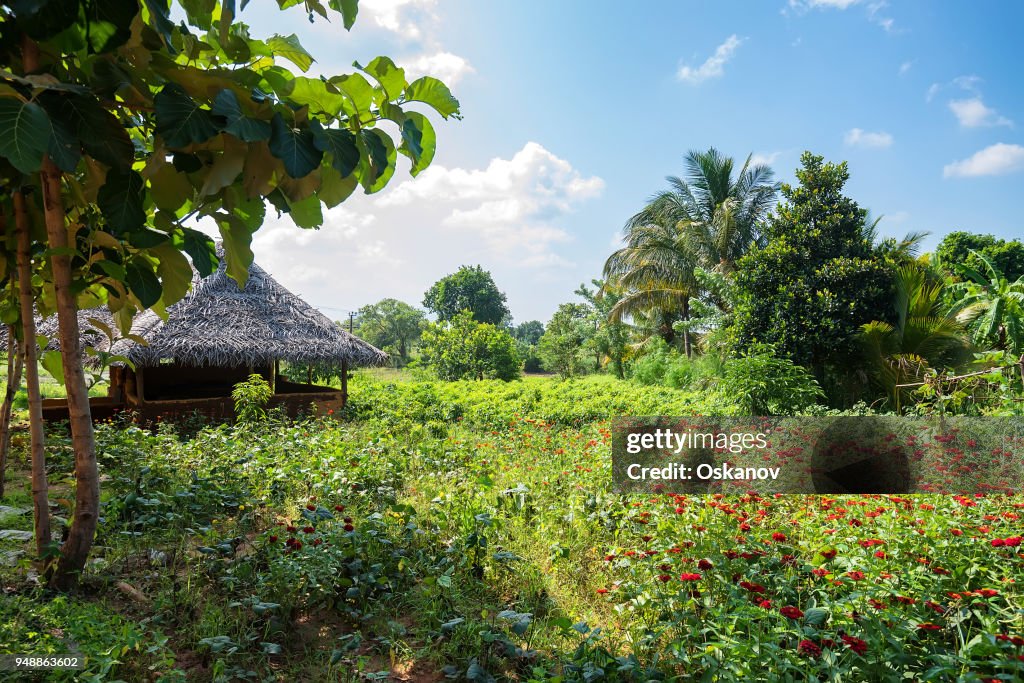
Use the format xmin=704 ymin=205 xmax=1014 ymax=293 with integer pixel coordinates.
xmin=2 ymin=374 xmax=1022 ymax=681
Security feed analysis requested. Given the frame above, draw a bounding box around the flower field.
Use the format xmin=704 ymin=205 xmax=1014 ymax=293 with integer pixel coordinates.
xmin=1 ymin=374 xmax=1023 ymax=681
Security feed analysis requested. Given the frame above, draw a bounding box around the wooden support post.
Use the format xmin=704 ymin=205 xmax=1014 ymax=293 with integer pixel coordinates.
xmin=270 ymin=361 xmax=277 ymax=393
xmin=136 ymin=367 xmax=146 ymax=404
xmin=341 ymin=359 xmax=348 ymax=406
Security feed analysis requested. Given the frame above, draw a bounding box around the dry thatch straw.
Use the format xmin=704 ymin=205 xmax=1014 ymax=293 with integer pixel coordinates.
xmin=6 ymin=257 xmax=388 ymax=369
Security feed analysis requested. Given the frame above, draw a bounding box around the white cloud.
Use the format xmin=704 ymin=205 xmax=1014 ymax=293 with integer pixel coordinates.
xmin=790 ymin=0 xmax=861 ymax=8
xmin=404 ymin=51 xmax=475 ymax=86
xmin=844 ymin=128 xmax=894 ymax=148
xmin=898 ymin=61 xmax=913 ymax=76
xmin=943 ymin=143 xmax=1024 ymax=178
xmin=948 ymin=98 xmax=1013 ymax=128
xmin=359 ymin=0 xmax=437 ymax=39
xmin=749 ymin=151 xmax=781 ymax=167
xmin=789 ymin=0 xmax=896 ymax=30
xmin=676 ymin=35 xmax=744 ymax=85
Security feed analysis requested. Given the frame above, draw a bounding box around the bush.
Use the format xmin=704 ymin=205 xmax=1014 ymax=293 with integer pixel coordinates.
xmin=719 ymin=343 xmax=825 ymax=414
xmin=421 ymin=311 xmax=520 ymax=381
xmin=232 ymin=374 xmax=273 ymax=422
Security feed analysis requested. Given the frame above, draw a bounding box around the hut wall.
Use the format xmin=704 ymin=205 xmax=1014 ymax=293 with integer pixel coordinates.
xmin=137 ymin=364 xmax=273 ymax=401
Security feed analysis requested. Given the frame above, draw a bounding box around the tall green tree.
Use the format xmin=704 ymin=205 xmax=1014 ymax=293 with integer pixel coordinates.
xmin=604 ymin=148 xmax=778 ymax=354
xmin=730 ymin=152 xmax=894 ymax=379
xmin=356 ymin=298 xmax=425 ymax=365
xmin=423 ymin=265 xmax=510 ymax=326
xmin=576 ymin=280 xmax=629 ymax=378
xmin=0 ymin=0 xmax=459 ymax=588
xmin=949 ymin=250 xmax=1024 ymax=355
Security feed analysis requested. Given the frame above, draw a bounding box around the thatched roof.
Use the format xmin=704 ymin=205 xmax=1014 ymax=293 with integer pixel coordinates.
xmin=9 ymin=258 xmax=388 ymax=369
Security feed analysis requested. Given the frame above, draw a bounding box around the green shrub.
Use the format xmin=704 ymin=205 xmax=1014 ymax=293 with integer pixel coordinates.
xmin=232 ymin=374 xmax=273 ymax=422
xmin=719 ymin=343 xmax=825 ymax=414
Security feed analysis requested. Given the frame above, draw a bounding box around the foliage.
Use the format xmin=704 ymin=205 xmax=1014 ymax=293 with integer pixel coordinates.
xmin=421 ymin=311 xmax=520 ymax=381
xmin=355 ymin=298 xmax=425 ymax=366
xmin=719 ymin=343 xmax=825 ymax=414
xmin=423 ymin=265 xmax=511 ymax=326
xmin=537 ymin=303 xmax=591 ymax=379
xmin=232 ymin=373 xmax=273 ymax=423
xmin=860 ymin=264 xmax=974 ymax=412
xmin=937 ymin=231 xmax=1024 ymax=283
xmin=576 ymin=280 xmax=629 ymax=379
xmin=948 ymin=250 xmax=1024 ymax=355
xmin=731 ymin=152 xmax=895 ymax=375
xmin=512 ymin=320 xmax=544 ymax=346
xmin=605 ymin=148 xmax=777 ymax=354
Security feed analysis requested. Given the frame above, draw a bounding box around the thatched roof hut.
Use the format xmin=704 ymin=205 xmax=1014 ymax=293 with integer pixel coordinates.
xmin=25 ymin=255 xmax=385 ymax=422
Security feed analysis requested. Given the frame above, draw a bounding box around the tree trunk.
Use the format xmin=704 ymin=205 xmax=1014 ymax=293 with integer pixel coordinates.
xmin=41 ymin=158 xmax=99 ymax=590
xmin=13 ymin=190 xmax=52 ymax=568
xmin=0 ymin=325 xmax=25 ymax=498
xmin=681 ymin=297 xmax=692 ymax=358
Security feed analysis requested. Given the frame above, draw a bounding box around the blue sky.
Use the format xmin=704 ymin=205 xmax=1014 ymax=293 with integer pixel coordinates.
xmin=227 ymin=0 xmax=1024 ymax=324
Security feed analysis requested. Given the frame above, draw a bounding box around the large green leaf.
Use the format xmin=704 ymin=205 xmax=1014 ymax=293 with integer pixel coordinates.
xmin=155 ymin=83 xmax=220 ymax=148
xmin=267 ymin=34 xmax=314 ymax=72
xmin=268 ymin=112 xmax=322 ymax=178
xmin=399 ymin=111 xmax=435 ymax=176
xmin=41 ymin=350 xmax=65 ymax=386
xmin=150 ymin=163 xmax=193 ymax=211
xmin=405 ymin=76 xmax=461 ymax=119
xmin=152 ymin=244 xmax=193 ymax=305
xmin=143 ymin=0 xmax=176 ymax=50
xmin=317 ymin=165 xmax=357 ymax=208
xmin=286 ymin=78 xmax=347 ymax=117
xmin=285 ymin=193 xmax=323 ymax=229
xmin=97 ymin=169 xmax=146 ymax=235
xmin=45 ymin=108 xmax=81 ymax=172
xmin=125 ymin=259 xmax=163 ymax=308
xmin=217 ymin=214 xmax=255 ymax=287
xmin=11 ymin=0 xmax=79 ymax=41
xmin=328 ymin=0 xmax=358 ymax=30
xmin=39 ymin=91 xmax=133 ymax=170
xmin=180 ymin=227 xmax=217 ymax=277
xmin=360 ymin=56 xmax=406 ymax=101
xmin=212 ymin=89 xmax=271 ymax=142
xmin=357 ymin=128 xmax=396 ymax=193
xmin=330 ymin=72 xmax=374 ymax=119
xmin=84 ymin=0 xmax=139 ymax=53
xmin=310 ymin=119 xmax=359 ymax=177
xmin=0 ymin=98 xmax=52 ymax=174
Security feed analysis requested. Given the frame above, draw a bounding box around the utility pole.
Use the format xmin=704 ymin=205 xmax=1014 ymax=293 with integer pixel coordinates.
xmin=348 ymin=311 xmax=355 ymax=333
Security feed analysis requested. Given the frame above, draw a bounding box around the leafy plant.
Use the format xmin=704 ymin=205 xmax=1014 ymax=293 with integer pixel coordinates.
xmin=232 ymin=374 xmax=273 ymax=423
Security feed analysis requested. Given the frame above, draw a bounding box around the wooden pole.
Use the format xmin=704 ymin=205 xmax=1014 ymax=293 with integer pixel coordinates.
xmin=341 ymin=359 xmax=348 ymax=406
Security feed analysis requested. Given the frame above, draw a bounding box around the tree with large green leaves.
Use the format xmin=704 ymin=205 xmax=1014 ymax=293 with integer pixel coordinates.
xmin=0 ymin=0 xmax=460 ymax=588
xmin=860 ymin=264 xmax=974 ymax=412
xmin=948 ymin=250 xmax=1024 ymax=355
xmin=937 ymin=231 xmax=1024 ymax=284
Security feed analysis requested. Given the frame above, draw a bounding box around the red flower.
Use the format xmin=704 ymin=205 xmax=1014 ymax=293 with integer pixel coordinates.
xmin=286 ymin=525 xmax=297 ymax=533
xmin=658 ymin=574 xmax=672 ymax=582
xmin=698 ymin=559 xmax=714 ymax=570
xmin=950 ymin=529 xmax=963 ymax=536
xmin=268 ymin=535 xmax=278 ymax=543
xmin=841 ymin=634 xmax=868 ymax=655
xmin=334 ymin=505 xmax=345 ymax=512
xmin=772 ymin=532 xmax=787 ymax=542
xmin=596 ymin=588 xmax=609 ymax=595
xmin=874 ymin=550 xmax=887 ymax=559
xmin=758 ymin=599 xmax=772 ymax=609
xmin=306 ymin=504 xmax=317 ymax=511
xmin=302 ymin=526 xmax=315 ymax=534
xmin=797 ymin=639 xmax=821 ymax=658
xmin=344 ymin=523 xmax=355 ymax=532
xmin=312 ymin=538 xmax=323 ymax=546
xmin=1005 ymin=536 xmax=1022 ymax=547
xmin=846 ymin=571 xmax=865 ymax=581
xmin=917 ymin=623 xmax=942 ymax=631
xmin=976 ymin=588 xmax=999 ymax=598
xmin=740 ymin=581 xmax=766 ymax=593
xmin=992 ymin=538 xmax=1006 ymax=547
xmin=811 ymin=567 xmax=828 ymax=578
xmin=679 ymin=572 xmax=702 ymax=581
xmin=780 ymin=606 xmax=804 ymax=619
xmin=821 ymin=549 xmax=837 ymax=560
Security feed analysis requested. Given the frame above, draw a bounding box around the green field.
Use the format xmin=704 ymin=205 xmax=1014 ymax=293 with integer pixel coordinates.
xmin=1 ymin=373 xmax=1022 ymax=682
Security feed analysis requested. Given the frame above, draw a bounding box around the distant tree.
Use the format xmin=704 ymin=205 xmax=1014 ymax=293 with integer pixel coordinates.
xmin=422 ymin=311 xmax=520 ymax=381
xmin=576 ymin=280 xmax=629 ymax=378
xmin=730 ymin=152 xmax=895 ymax=379
xmin=423 ymin=265 xmax=511 ymax=326
xmin=538 ymin=303 xmax=591 ymax=378
xmin=937 ymin=232 xmax=1024 ymax=283
xmin=513 ymin=320 xmax=545 ymax=345
xmin=356 ymin=299 xmax=425 ymax=366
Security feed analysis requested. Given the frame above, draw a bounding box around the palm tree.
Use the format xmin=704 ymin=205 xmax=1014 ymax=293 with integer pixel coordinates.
xmin=860 ymin=264 xmax=974 ymax=411
xmin=948 ymin=250 xmax=1024 ymax=354
xmin=603 ymin=148 xmax=779 ymax=355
